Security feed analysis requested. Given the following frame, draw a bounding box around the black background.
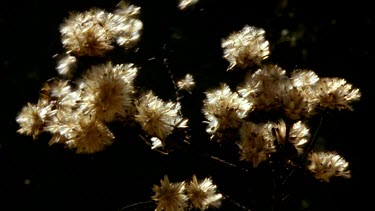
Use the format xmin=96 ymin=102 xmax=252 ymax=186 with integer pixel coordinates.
xmin=1 ymin=0 xmax=373 ymax=210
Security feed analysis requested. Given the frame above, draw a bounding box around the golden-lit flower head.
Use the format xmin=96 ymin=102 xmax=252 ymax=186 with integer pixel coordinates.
xmin=152 ymin=175 xmax=188 ymax=211
xmin=38 ymin=79 xmax=81 ymax=119
xmin=282 ymin=87 xmax=316 ymax=120
xmin=274 ymin=120 xmax=310 ymax=154
xmin=222 ymin=25 xmax=270 ymax=70
xmin=60 ymin=8 xmax=115 ymax=56
xmin=281 ymin=69 xmax=320 ymax=120
xmin=177 ymin=73 xmax=195 ymax=93
xmin=44 ymin=109 xmax=114 ymax=154
xmin=78 ymin=62 xmax=138 ymax=122
xmin=65 ymin=116 xmax=114 ymax=154
xmin=39 ymin=78 xmax=72 ymax=104
xmin=238 ymin=65 xmax=288 ymax=111
xmin=307 ymin=151 xmax=351 ymax=182
xmin=43 ymin=109 xmax=74 ymax=145
xmin=289 ymin=121 xmax=310 ymax=153
xmin=186 ymin=175 xmax=222 ymax=210
xmin=178 ymin=0 xmax=199 ymax=10
xmin=203 ymin=83 xmax=253 ymax=135
xmin=16 ymin=101 xmax=55 ymax=140
xmin=135 ymin=91 xmax=186 ymax=141
xmin=56 ymin=53 xmax=77 ymax=78
xmin=110 ymin=0 xmax=143 ymax=48
xmin=291 ymin=69 xmax=320 ymax=88
xmin=238 ymin=122 xmax=276 ymax=167
xmin=316 ymin=77 xmax=361 ymax=111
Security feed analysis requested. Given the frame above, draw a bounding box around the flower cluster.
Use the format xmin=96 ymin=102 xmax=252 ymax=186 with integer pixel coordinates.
xmin=60 ymin=1 xmax=142 ymax=57
xmin=221 ymin=25 xmax=270 ymax=70
xmin=16 ymin=62 xmax=137 ymax=153
xmin=202 ymin=83 xmax=253 ymax=139
xmin=16 ymin=1 xmax=189 ymax=154
xmin=15 ymin=1 xmax=362 ymax=210
xmin=307 ymin=151 xmax=351 ymax=182
xmin=152 ymin=175 xmax=222 ymax=211
xmin=238 ymin=120 xmax=310 ymax=167
xmin=200 ymin=24 xmax=361 ymax=182
xmin=135 ymin=91 xmax=187 ymax=141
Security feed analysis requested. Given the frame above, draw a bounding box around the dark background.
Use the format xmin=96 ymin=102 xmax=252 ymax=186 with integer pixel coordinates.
xmin=1 ymin=0 xmax=373 ymax=210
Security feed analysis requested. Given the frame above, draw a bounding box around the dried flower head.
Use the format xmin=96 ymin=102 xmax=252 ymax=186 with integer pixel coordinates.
xmin=178 ymin=0 xmax=199 ymax=10
xmin=152 ymin=175 xmax=188 ymax=211
xmin=135 ymin=91 xmax=186 ymax=140
xmin=274 ymin=120 xmax=309 ymax=154
xmin=43 ymin=108 xmax=115 ymax=154
xmin=289 ymin=121 xmax=310 ymax=153
xmin=78 ymin=62 xmax=137 ymax=122
xmin=67 ymin=116 xmax=114 ymax=154
xmin=281 ymin=69 xmax=320 ymax=120
xmin=238 ymin=122 xmax=276 ymax=167
xmin=38 ymin=80 xmax=81 ymax=135
xmin=150 ymin=137 xmax=163 ymax=149
xmin=44 ymin=109 xmax=73 ymax=146
xmin=39 ymin=78 xmax=72 ymax=104
xmin=307 ymin=151 xmax=351 ymax=182
xmin=56 ymin=53 xmax=77 ymax=78
xmin=238 ymin=64 xmax=289 ymax=111
xmin=282 ymin=87 xmax=316 ymax=120
xmin=186 ymin=175 xmax=222 ymax=210
xmin=114 ymin=0 xmax=141 ymax=18
xmin=222 ymin=25 xmax=270 ymax=70
xmin=60 ymin=8 xmax=115 ymax=56
xmin=110 ymin=0 xmax=143 ymax=48
xmin=177 ymin=73 xmax=195 ymax=93
xmin=315 ymin=77 xmax=361 ymax=111
xmin=16 ymin=101 xmax=55 ymax=140
xmin=291 ymin=69 xmax=320 ymax=88
xmin=203 ymin=83 xmax=253 ymax=136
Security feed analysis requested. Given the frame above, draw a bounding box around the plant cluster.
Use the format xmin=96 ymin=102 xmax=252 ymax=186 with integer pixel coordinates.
xmin=15 ymin=0 xmax=361 ymax=210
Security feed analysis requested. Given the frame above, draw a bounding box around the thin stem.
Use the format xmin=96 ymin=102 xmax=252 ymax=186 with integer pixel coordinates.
xmin=267 ymin=115 xmax=324 ymax=211
xmin=162 ymin=43 xmax=181 ymax=102
xmin=210 ymin=156 xmax=249 ymax=173
xmin=269 ymin=164 xmax=292 ymax=211
xmin=118 ymin=200 xmax=154 ymax=211
xmin=301 ymin=114 xmax=324 ymax=161
xmin=281 ymin=114 xmax=324 ymax=186
xmin=221 ymin=193 xmax=252 ymax=211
